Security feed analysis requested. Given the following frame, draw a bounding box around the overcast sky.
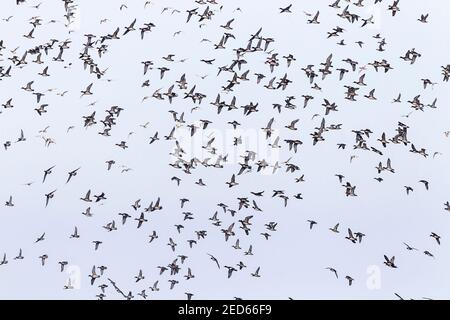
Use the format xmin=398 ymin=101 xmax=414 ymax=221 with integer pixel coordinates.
xmin=0 ymin=0 xmax=450 ymax=300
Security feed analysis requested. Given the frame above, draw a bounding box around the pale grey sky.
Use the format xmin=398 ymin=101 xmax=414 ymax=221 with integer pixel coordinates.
xmin=0 ymin=0 xmax=450 ymax=300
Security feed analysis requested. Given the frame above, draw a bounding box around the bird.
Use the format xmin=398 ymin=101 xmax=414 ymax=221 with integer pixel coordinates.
xmin=307 ymin=220 xmax=317 ymax=230
xmin=224 ymin=266 xmax=237 ymax=278
xmin=208 ymin=254 xmax=220 ymax=269
xmin=251 ymin=267 xmax=261 ymax=277
xmin=42 ymin=165 xmax=55 ymax=183
xmin=345 ymin=276 xmax=354 ymax=286
xmin=419 ymin=180 xmax=429 ymax=190
xmin=70 ymin=227 xmax=80 ymax=239
xmin=326 ymin=267 xmax=338 ymax=278
xmin=45 ymin=190 xmax=56 ymax=207
xmin=404 ymin=186 xmax=414 ymax=195
xmin=184 ymin=268 xmax=195 ymax=280
xmin=418 ymin=14 xmax=429 ymax=23
xmin=329 ymin=223 xmax=340 ymax=233
xmin=403 ymin=243 xmax=418 ymax=251
xmin=279 ymin=4 xmax=293 ymax=14
xmin=89 ymin=266 xmax=100 ymax=285
xmin=5 ymin=196 xmax=14 ymax=207
xmin=35 ymin=233 xmax=45 ymax=243
xmin=80 ymin=83 xmax=93 ymax=97
xmin=134 ymin=269 xmax=145 ymax=282
xmin=384 ymin=255 xmax=397 ymax=268
xmin=39 ymin=254 xmax=48 ymax=266
xmin=345 ymin=229 xmax=357 ymax=243
xmin=149 ymin=281 xmax=160 ymax=292
xmin=11 ymin=246 xmax=23 ymax=260
xmin=66 ymin=167 xmax=81 ymax=184
xmin=135 ymin=213 xmax=148 ymax=229
xmin=58 ymin=261 xmax=68 ymax=272
xmin=430 ymin=232 xmax=441 ymax=245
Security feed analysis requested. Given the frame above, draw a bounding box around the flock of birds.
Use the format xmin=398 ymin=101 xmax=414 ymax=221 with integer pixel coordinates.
xmin=1 ymin=0 xmax=450 ymax=300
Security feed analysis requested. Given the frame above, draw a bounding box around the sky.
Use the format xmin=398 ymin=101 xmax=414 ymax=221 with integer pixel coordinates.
xmin=0 ymin=0 xmax=450 ymax=300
